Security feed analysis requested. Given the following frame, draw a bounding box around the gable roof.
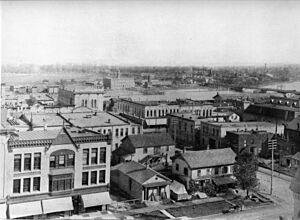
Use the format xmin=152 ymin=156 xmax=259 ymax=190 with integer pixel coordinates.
xmin=176 ymin=148 xmax=236 ymax=169
xmin=126 ymin=132 xmax=174 ymax=149
xmin=112 ymin=161 xmax=171 ymax=185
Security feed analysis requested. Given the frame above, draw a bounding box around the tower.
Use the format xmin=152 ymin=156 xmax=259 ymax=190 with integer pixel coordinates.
xmin=290 ymin=163 xmax=300 ymax=220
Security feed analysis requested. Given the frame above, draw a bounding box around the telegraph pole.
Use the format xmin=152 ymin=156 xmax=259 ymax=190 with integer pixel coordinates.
xmin=268 ymin=119 xmax=278 ymax=195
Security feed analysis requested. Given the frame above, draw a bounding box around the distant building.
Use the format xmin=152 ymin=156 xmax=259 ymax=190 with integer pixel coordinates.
xmin=48 ymin=85 xmax=60 ymax=94
xmin=58 ymin=88 xmax=104 ymax=111
xmin=117 ymin=98 xmax=215 ymax=129
xmin=31 ymin=93 xmax=55 ymax=106
xmin=112 ymin=132 xmax=175 ymax=168
xmin=111 ymin=161 xmax=171 ymax=201
xmin=171 ymin=148 xmax=236 ymax=190
xmin=200 ymin=121 xmax=284 ymax=150
xmin=103 ymin=77 xmax=135 ymax=90
xmin=0 ymin=127 xmax=112 ymax=219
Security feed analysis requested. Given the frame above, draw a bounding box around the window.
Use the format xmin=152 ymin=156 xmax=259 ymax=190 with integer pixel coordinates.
xmin=154 ymin=146 xmax=160 ymax=154
xmin=13 ymin=179 xmax=21 ymax=193
xmin=50 ymin=156 xmax=56 ymax=168
xmin=206 ymin=168 xmax=210 ymax=175
xmin=120 ymin=128 xmax=124 ymax=136
xmin=100 ymin=147 xmax=106 ymax=163
xmin=143 ymin=148 xmax=148 ymax=154
xmin=184 ymin=168 xmax=188 ymax=176
xmin=49 ymin=174 xmax=73 ymax=192
xmin=14 ymin=154 xmax=21 ymax=172
xmin=33 ymin=177 xmax=40 ymax=191
xmin=67 ymin=154 xmax=75 ymax=167
xmin=83 ymin=149 xmax=89 ymax=165
xmin=81 ymin=100 xmax=84 ymax=106
xmin=115 ymin=143 xmax=118 ymax=149
xmin=99 ymin=170 xmax=105 ymax=183
xmin=34 ymin=153 xmax=41 ymax=170
xmin=197 ymin=169 xmax=201 ymax=177
xmin=82 ymin=172 xmax=89 ymax=185
xmin=91 ymin=171 xmax=97 ymax=184
xmin=115 ymin=128 xmax=119 ymax=137
xmin=138 ymin=126 xmax=141 ymax=134
xmin=175 ymin=164 xmax=179 ymax=171
xmin=132 ymin=127 xmax=135 ymax=134
xmin=58 ymin=155 xmax=65 ymax=168
xmin=215 ymin=167 xmax=219 ymax=175
xmin=129 ymin=179 xmax=132 ymax=191
xmin=91 ymin=148 xmax=98 ymax=164
xmin=125 ymin=128 xmax=128 ymax=136
xmin=23 ymin=178 xmax=31 ymax=192
xmin=24 ymin=153 xmax=32 ymax=171
xmin=222 ymin=166 xmax=228 ymax=174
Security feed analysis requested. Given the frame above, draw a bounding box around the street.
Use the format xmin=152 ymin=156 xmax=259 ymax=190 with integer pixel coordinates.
xmin=197 ymin=170 xmax=294 ymax=220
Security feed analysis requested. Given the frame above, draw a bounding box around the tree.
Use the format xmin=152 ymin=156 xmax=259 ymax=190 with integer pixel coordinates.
xmin=233 ymin=152 xmax=259 ymax=197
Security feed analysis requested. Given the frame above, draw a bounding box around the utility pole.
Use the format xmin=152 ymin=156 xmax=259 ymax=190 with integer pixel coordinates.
xmin=268 ymin=119 xmax=278 ymax=195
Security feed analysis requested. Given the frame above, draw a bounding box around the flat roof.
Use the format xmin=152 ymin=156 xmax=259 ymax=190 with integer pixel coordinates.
xmin=204 ymin=121 xmax=278 ymax=128
xmin=60 ymin=112 xmax=128 ymax=127
xmin=23 ymin=113 xmax=64 ymax=127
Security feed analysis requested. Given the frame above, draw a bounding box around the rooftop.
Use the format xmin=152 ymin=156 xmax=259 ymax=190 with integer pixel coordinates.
xmin=22 ymin=113 xmax=65 ymax=128
xmin=203 ymin=121 xmax=277 ymax=128
xmin=60 ymin=111 xmax=128 ymax=127
xmin=176 ymin=148 xmax=236 ymax=169
xmin=125 ymin=132 xmax=175 ymax=148
xmin=112 ymin=161 xmax=171 ymax=185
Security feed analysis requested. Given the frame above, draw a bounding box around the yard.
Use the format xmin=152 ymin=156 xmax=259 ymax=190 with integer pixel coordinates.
xmin=166 ymin=200 xmax=232 ymax=218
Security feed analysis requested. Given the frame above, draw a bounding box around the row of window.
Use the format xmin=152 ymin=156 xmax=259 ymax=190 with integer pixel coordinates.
xmin=49 ymin=174 xmax=73 ymax=192
xmin=50 ymin=153 xmax=74 ymax=169
xmin=13 ymin=177 xmax=41 ymax=193
xmin=81 ymin=99 xmax=97 ymax=108
xmin=146 ymin=108 xmax=179 ymax=118
xmin=142 ymin=146 xmax=169 ymax=154
xmin=115 ymin=127 xmax=140 ymax=137
xmin=175 ymin=164 xmax=229 ymax=176
xmin=14 ymin=153 xmax=41 ymax=172
xmin=202 ymin=126 xmax=219 ymax=137
xmin=82 ymin=170 xmax=106 ymax=185
xmin=82 ymin=147 xmax=106 ymax=165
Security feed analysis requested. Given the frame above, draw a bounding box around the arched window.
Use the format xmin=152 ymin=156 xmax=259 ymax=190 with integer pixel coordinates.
xmin=49 ymin=149 xmax=75 ymax=169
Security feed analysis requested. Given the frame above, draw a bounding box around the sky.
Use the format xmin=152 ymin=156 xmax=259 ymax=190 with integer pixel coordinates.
xmin=1 ymin=0 xmax=300 ymax=66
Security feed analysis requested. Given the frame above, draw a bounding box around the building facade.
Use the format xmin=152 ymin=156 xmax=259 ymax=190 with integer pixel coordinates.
xmin=171 ymin=148 xmax=236 ymax=191
xmin=103 ymin=77 xmax=135 ymax=90
xmin=0 ymin=127 xmax=112 ymax=219
xmin=200 ymin=121 xmax=284 ymax=150
xmin=58 ymin=88 xmax=104 ymax=111
xmin=111 ymin=161 xmax=171 ymax=201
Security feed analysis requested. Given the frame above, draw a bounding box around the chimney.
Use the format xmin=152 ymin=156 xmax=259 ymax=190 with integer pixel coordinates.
xmin=107 ymin=119 xmax=111 ymax=123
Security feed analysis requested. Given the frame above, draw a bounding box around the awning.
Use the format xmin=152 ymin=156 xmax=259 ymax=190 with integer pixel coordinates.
xmin=213 ymin=176 xmax=237 ymax=186
xmin=9 ymin=201 xmax=42 ymax=219
xmin=81 ymin=192 xmax=112 ymax=208
xmin=42 ymin=197 xmax=73 ymax=214
xmin=0 ymin=203 xmax=7 ymax=219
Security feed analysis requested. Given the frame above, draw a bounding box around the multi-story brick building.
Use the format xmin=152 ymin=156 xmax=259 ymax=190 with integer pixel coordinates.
xmin=285 ymin=116 xmax=300 ymax=153
xmin=117 ymin=99 xmax=215 ymax=129
xmin=0 ymin=127 xmax=112 ymax=219
xmin=225 ymin=130 xmax=273 ymax=156
xmin=200 ymin=121 xmax=284 ymax=150
xmin=58 ymin=88 xmax=104 ymax=111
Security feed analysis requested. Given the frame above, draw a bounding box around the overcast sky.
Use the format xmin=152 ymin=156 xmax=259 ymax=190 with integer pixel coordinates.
xmin=2 ymin=0 xmax=300 ymax=66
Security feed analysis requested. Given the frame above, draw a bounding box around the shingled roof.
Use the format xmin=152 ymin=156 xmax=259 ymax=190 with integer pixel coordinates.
xmin=176 ymin=148 xmax=236 ymax=169
xmin=126 ymin=132 xmax=174 ymax=149
xmin=112 ymin=161 xmax=171 ymax=185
